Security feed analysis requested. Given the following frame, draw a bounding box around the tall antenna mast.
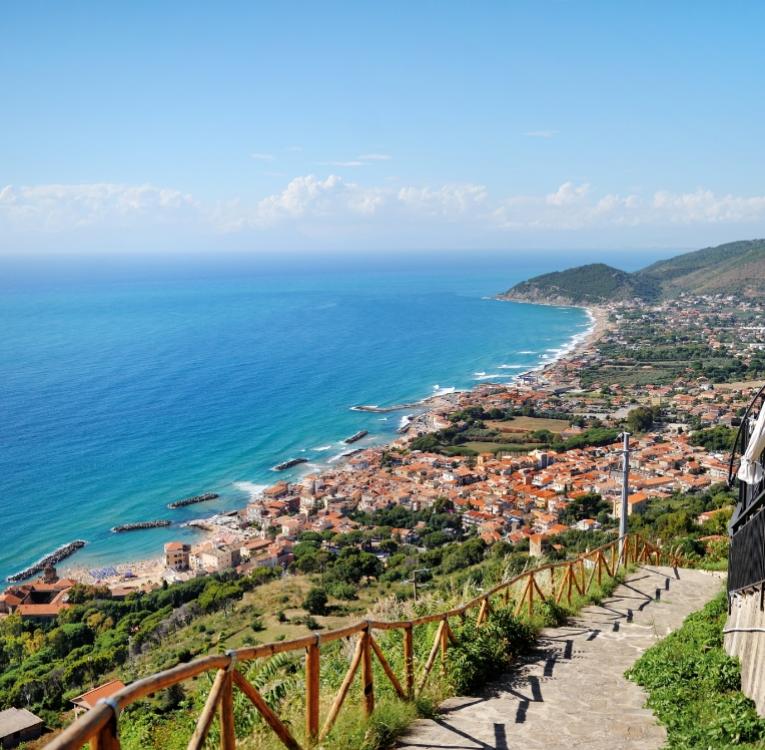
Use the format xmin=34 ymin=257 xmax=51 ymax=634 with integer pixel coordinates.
xmin=619 ymin=431 xmax=631 ymax=557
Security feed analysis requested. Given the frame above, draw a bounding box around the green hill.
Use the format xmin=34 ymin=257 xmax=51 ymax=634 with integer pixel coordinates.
xmin=502 ymin=263 xmax=655 ymax=305
xmin=638 ymin=239 xmax=765 ymax=297
xmin=502 ymin=239 xmax=765 ymax=305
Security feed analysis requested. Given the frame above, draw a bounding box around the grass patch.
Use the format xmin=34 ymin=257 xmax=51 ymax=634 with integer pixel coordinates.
xmin=627 ymin=591 xmax=765 ymax=749
xmin=486 ymin=416 xmax=569 ymax=434
xmin=461 ymin=441 xmax=545 ymax=454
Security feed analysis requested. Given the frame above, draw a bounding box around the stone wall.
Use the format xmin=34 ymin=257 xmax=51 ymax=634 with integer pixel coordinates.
xmin=725 ymin=591 xmax=765 ymax=715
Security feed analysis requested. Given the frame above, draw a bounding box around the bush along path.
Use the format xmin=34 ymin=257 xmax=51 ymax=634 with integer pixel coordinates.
xmin=628 ymin=591 xmax=765 ymax=749
xmin=396 ymin=566 xmax=723 ymax=750
xmin=41 ymin=539 xmax=703 ymax=750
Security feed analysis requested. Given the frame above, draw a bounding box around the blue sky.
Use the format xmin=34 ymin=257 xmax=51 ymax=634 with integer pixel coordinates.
xmin=2 ymin=1 xmax=765 ymax=255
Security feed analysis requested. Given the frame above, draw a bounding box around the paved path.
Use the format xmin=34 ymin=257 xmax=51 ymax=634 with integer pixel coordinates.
xmin=397 ymin=566 xmax=723 ymax=750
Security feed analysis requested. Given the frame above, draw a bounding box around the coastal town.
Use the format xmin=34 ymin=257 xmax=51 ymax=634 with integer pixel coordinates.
xmin=7 ymin=6 xmax=765 ymax=745
xmin=2 ymin=292 xmax=759 ymax=622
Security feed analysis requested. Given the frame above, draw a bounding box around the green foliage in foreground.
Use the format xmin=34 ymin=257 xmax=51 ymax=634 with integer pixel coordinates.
xmin=627 ymin=592 xmax=765 ymax=749
xmin=447 ymin=609 xmax=535 ymax=695
xmin=0 ymin=567 xmax=279 ymax=717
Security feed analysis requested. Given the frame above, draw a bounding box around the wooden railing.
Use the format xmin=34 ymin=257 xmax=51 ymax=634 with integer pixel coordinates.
xmin=44 ymin=533 xmax=674 ymax=750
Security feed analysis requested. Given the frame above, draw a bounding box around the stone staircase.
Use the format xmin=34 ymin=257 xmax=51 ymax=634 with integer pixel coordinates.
xmin=396 ymin=566 xmax=724 ymax=750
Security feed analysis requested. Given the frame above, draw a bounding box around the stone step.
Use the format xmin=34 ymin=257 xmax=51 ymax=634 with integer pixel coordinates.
xmin=396 ymin=566 xmax=724 ymax=750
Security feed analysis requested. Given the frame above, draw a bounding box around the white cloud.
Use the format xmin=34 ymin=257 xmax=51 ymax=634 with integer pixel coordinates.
xmin=397 ymin=183 xmax=488 ymax=218
xmin=251 ymin=153 xmax=275 ymax=161
xmin=494 ymin=183 xmax=765 ymax=231
xmin=651 ymin=189 xmax=765 ymax=224
xmin=0 ymin=183 xmax=198 ymax=232
xmin=6 ymin=177 xmax=765 ymax=252
xmin=546 ymin=181 xmax=590 ymax=206
xmin=252 ymin=174 xmax=385 ymax=226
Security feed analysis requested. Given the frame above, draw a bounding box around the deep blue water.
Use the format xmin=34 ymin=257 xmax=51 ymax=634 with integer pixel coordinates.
xmin=0 ymin=251 xmax=662 ymax=580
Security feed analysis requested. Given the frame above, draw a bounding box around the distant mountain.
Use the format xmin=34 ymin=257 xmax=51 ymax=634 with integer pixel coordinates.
xmin=501 ymin=240 xmax=765 ymax=305
xmin=638 ymin=239 xmax=765 ymax=297
xmin=501 ymin=263 xmax=656 ymax=305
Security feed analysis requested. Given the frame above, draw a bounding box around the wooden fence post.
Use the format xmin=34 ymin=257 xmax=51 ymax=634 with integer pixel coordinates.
xmin=404 ymin=624 xmax=414 ymax=699
xmin=305 ymin=636 xmax=320 ymax=744
xmin=219 ymin=667 xmax=236 ymax=750
xmin=439 ymin=618 xmax=449 ymax=674
xmin=361 ymin=625 xmax=374 ymax=717
xmin=91 ymin=706 xmax=120 ymax=750
xmin=566 ymin=563 xmax=573 ymax=604
xmin=527 ymin=573 xmax=535 ymax=617
xmin=596 ymin=552 xmax=603 ymax=587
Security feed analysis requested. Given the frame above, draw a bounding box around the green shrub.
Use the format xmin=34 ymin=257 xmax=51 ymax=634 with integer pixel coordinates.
xmin=303 ymin=587 xmax=329 ymax=615
xmin=251 ymin=616 xmax=265 ymax=632
xmin=328 ymin=581 xmax=359 ymax=600
xmin=447 ymin=608 xmax=534 ymax=694
xmin=627 ymin=592 xmax=765 ymax=748
xmin=538 ymin=600 xmax=568 ymax=627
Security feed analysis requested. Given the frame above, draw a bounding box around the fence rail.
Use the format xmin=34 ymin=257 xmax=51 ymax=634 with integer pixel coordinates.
xmin=44 ymin=533 xmax=673 ymax=750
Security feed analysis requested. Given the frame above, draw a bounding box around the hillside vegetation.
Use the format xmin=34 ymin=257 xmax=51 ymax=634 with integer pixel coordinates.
xmin=501 ymin=239 xmax=765 ymax=305
xmin=2 ymin=482 xmax=734 ymax=748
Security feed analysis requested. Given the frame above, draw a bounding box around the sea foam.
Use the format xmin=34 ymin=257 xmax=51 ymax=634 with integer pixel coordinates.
xmin=234 ymin=482 xmax=268 ymax=500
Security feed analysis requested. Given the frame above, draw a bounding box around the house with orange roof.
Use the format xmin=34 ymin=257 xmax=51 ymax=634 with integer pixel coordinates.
xmin=612 ymin=491 xmax=651 ymax=518
xmin=71 ymin=680 xmax=126 ymax=716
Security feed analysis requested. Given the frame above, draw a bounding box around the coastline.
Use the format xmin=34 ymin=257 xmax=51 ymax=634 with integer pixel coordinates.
xmin=55 ymin=302 xmax=607 ymax=587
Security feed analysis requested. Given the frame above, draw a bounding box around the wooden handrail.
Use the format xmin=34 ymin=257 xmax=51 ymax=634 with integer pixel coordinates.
xmin=43 ymin=533 xmax=670 ymax=750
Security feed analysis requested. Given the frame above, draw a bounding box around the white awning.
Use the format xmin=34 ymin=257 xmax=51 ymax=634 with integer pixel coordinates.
xmin=738 ymin=405 xmax=765 ymax=485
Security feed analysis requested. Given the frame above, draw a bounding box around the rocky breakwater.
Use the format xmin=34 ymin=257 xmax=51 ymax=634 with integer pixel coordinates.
xmin=111 ymin=520 xmax=172 ymax=533
xmin=344 ymin=430 xmax=368 ymax=444
xmin=167 ymin=492 xmax=219 ymax=509
xmin=273 ymin=457 xmax=308 ymax=471
xmin=7 ymin=540 xmax=87 ymax=582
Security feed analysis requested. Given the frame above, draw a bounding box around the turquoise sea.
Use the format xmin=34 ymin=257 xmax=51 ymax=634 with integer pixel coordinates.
xmin=0 ymin=251 xmax=653 ymax=581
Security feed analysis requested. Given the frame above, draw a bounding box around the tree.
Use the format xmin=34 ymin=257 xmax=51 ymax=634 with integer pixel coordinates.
xmin=303 ymin=587 xmax=328 ymax=616
xmin=627 ymin=406 xmax=656 ymax=433
xmin=559 ymin=493 xmax=609 ymax=525
xmin=689 ymin=426 xmax=737 ymax=452
xmin=329 ymin=549 xmax=382 ymax=583
xmin=440 ymin=538 xmax=486 ymax=573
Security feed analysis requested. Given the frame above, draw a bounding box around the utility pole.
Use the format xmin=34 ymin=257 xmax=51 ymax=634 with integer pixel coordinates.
xmin=619 ymin=431 xmax=631 ymax=558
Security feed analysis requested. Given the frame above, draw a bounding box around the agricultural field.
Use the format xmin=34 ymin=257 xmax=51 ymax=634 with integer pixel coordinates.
xmin=461 ymin=441 xmax=545 ymax=454
xmin=486 ymin=416 xmax=570 ymax=434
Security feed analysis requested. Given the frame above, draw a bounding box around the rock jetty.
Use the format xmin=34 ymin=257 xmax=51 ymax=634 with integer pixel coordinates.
xmin=111 ymin=520 xmax=172 ymax=533
xmin=351 ymin=403 xmax=417 ymax=413
xmin=167 ymin=492 xmax=219 ymax=509
xmin=344 ymin=430 xmax=369 ymax=444
xmin=273 ymin=457 xmax=308 ymax=471
xmin=7 ymin=540 xmax=87 ymax=582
